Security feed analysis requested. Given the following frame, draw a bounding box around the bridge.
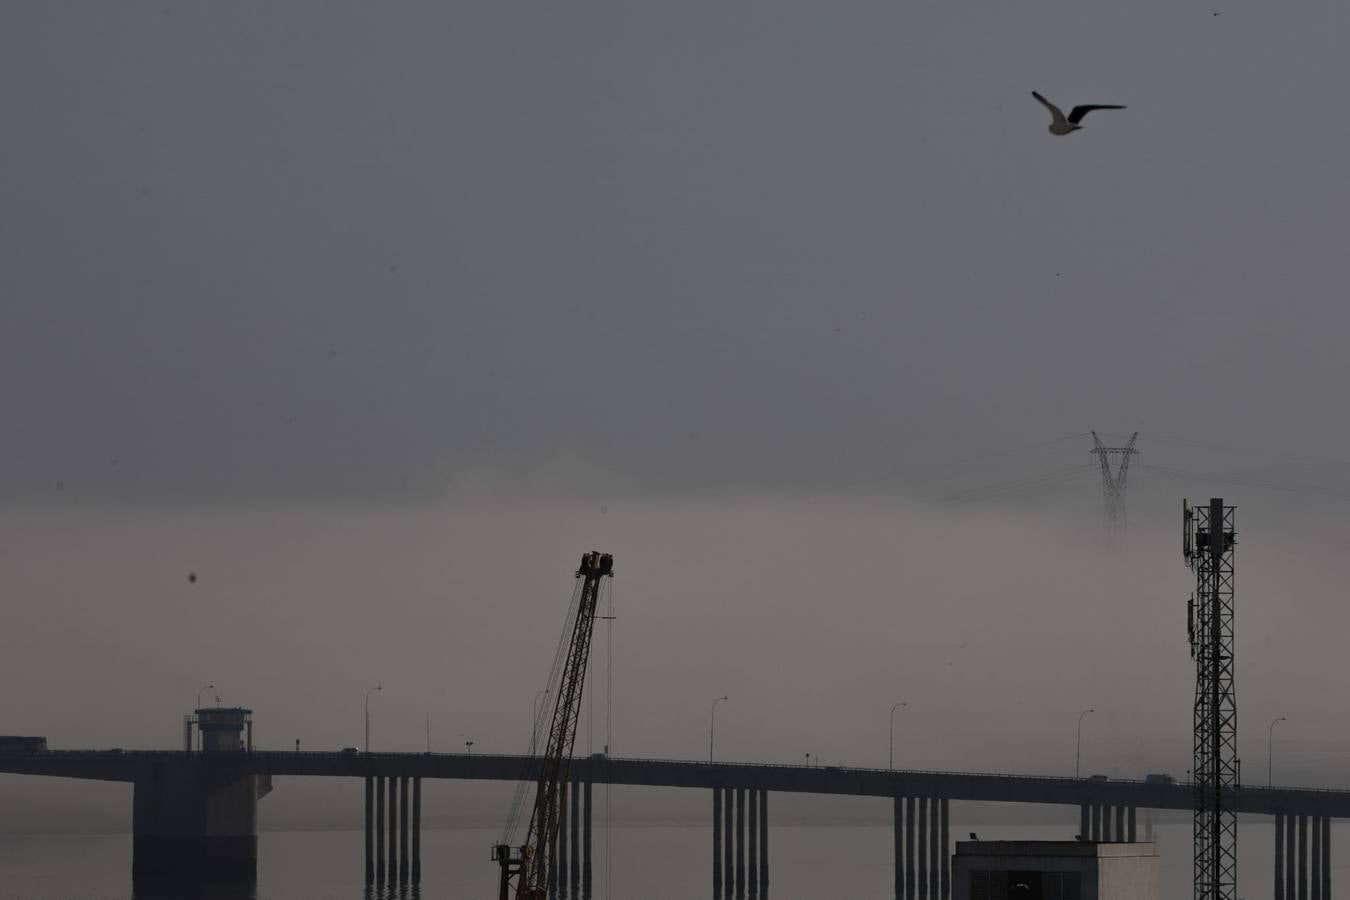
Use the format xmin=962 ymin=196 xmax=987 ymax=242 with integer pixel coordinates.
xmin=0 ymin=748 xmax=1340 ymax=898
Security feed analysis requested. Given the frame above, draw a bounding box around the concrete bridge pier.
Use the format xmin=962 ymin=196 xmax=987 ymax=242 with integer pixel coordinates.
xmin=131 ymin=758 xmax=265 ymax=881
xmin=712 ymin=787 xmax=769 ymax=897
xmin=892 ymin=795 xmax=950 ymax=900
xmin=905 ymin=796 xmax=916 ymax=900
xmin=736 ymin=787 xmax=746 ymax=896
xmin=569 ymin=778 xmax=581 ymax=894
xmin=724 ymin=788 xmax=733 ymax=896
xmin=386 ymin=775 xmax=397 ymax=879
xmin=759 ymin=789 xmax=769 ymax=893
xmin=412 ymin=777 xmax=422 ymax=885
xmin=748 ymin=786 xmax=758 ymax=894
xmin=1276 ymin=812 xmax=1331 ymax=900
xmin=375 ymin=775 xmax=385 ymax=883
xmin=399 ymin=776 xmax=409 ymax=883
xmin=559 ymin=783 xmax=568 ymax=898
xmin=548 ymin=798 xmax=559 ymax=899
xmin=364 ymin=776 xmax=374 ymax=884
xmin=583 ymin=779 xmax=592 ymax=896
xmin=714 ymin=788 xmax=723 ymax=897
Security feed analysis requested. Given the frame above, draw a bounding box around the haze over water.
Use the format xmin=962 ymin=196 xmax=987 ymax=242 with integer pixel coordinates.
xmin=1 ymin=822 xmax=1343 ymax=900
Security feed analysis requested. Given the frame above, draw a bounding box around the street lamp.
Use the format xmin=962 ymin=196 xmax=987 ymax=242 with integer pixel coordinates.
xmin=194 ymin=684 xmax=214 ymax=752
xmin=709 ymin=696 xmax=729 ymax=763
xmin=466 ymin=740 xmax=474 ymax=756
xmin=1075 ymin=709 xmax=1095 ymax=779
xmin=364 ymin=685 xmax=382 ymax=754
xmin=1269 ymin=716 xmax=1287 ymax=787
xmin=889 ymin=702 xmax=908 ymax=770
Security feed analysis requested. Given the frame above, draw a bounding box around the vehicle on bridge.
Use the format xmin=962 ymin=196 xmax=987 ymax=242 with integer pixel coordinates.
xmin=1144 ymin=773 xmax=1175 ymax=785
xmin=0 ymin=736 xmax=48 ymax=754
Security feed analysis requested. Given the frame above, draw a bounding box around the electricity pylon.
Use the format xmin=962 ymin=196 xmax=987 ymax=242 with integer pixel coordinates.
xmin=1090 ymin=431 xmax=1139 ymax=537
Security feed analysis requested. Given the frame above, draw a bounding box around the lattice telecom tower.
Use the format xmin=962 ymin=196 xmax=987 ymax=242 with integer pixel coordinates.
xmin=1091 ymin=431 xmax=1139 ymax=534
xmin=1183 ymin=498 xmax=1239 ymax=900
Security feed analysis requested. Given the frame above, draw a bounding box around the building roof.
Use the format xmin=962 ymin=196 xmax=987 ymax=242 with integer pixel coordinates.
xmin=954 ymin=841 xmax=1157 ymax=859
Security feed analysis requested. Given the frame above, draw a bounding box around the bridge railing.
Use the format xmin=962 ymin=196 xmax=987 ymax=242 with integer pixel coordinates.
xmin=11 ymin=749 xmax=1350 ymax=796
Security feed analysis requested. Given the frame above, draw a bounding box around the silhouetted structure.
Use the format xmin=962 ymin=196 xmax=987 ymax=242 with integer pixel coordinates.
xmin=1091 ymin=431 xmax=1139 ymax=538
xmin=1183 ymin=499 xmax=1238 ymax=900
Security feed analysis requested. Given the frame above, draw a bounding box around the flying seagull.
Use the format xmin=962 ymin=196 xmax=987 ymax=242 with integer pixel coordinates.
xmin=1032 ymin=91 xmax=1125 ymax=135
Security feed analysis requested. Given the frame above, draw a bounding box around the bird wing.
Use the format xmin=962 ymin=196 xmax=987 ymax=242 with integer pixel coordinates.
xmin=1031 ymin=91 xmax=1068 ymax=126
xmin=1067 ymin=104 xmax=1125 ymax=124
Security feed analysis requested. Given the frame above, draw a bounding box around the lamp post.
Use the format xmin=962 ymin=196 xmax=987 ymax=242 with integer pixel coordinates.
xmin=466 ymin=740 xmax=474 ymax=756
xmin=194 ymin=684 xmax=214 ymax=751
xmin=1075 ymin=708 xmax=1095 ymax=779
xmin=709 ymin=696 xmax=729 ymax=763
xmin=364 ymin=685 xmax=382 ymax=754
xmin=889 ymin=702 xmax=908 ymax=770
xmin=1268 ymin=716 xmax=1287 ymax=787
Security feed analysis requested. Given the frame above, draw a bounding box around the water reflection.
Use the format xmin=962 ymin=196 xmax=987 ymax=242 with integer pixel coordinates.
xmin=132 ymin=878 xmax=429 ymax=900
xmin=364 ymin=885 xmax=422 ymax=900
xmin=132 ymin=878 xmax=258 ymax=900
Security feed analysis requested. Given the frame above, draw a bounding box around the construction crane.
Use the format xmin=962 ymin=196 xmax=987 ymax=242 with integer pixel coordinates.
xmin=494 ymin=550 xmax=614 ymax=900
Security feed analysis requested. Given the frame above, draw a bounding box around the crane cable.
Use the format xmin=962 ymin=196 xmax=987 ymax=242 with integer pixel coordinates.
xmin=501 ymin=577 xmax=587 ymax=845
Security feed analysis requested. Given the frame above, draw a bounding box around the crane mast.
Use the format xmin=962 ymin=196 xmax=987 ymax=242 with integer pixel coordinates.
xmin=495 ymin=550 xmax=613 ymax=900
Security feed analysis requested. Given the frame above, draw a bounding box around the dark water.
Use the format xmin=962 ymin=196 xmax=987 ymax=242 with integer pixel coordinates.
xmin=0 ymin=822 xmax=1342 ymax=899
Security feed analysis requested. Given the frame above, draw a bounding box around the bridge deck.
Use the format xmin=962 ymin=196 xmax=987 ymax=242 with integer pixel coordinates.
xmin=2 ymin=751 xmax=1346 ymax=817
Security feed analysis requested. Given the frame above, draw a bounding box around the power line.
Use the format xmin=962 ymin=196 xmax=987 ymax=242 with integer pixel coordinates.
xmin=1141 ymin=464 xmax=1350 ymax=501
xmin=938 ymin=464 xmax=1097 ymax=503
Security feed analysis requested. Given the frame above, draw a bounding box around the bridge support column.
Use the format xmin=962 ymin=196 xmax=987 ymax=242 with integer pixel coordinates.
xmin=549 ymin=796 xmax=559 ymax=900
xmin=724 ymin=784 xmax=733 ymax=896
xmin=131 ymin=760 xmax=261 ymax=881
xmin=1114 ymin=806 xmax=1125 ymax=843
xmin=1287 ymin=812 xmax=1297 ymax=900
xmin=714 ymin=788 xmax=723 ymax=897
xmin=364 ymin=776 xmax=374 ymax=884
xmin=918 ymin=796 xmax=929 ymax=900
xmin=583 ymin=779 xmax=592 ymax=896
xmin=905 ymin=796 xmax=916 ymax=900
xmin=1306 ymin=814 xmax=1317 ymax=900
xmin=749 ymin=788 xmax=759 ymax=895
xmin=376 ymin=775 xmax=385 ymax=883
xmin=1321 ymin=816 xmax=1330 ymax=900
xmin=736 ymin=787 xmax=746 ymax=897
xmin=399 ymin=775 xmax=409 ymax=883
xmin=929 ymin=795 xmax=939 ymax=899
xmin=559 ymin=780 xmax=569 ymax=897
xmin=412 ymin=776 xmax=421 ymax=885
xmin=570 ymin=778 xmax=581 ymax=893
xmin=387 ymin=776 xmax=398 ymax=880
xmin=1079 ymin=803 xmax=1089 ymax=841
xmin=1090 ymin=804 xmax=1102 ymax=841
xmin=895 ymin=796 xmax=904 ymax=899
xmin=1127 ymin=806 xmax=1136 ymax=842
xmin=1300 ymin=815 xmax=1309 ymax=900
xmin=759 ymin=789 xmax=768 ymax=893
xmin=941 ymin=798 xmax=950 ymax=900
xmin=1278 ymin=813 xmax=1286 ymax=900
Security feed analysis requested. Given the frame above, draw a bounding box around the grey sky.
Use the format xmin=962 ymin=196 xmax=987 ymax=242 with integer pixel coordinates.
xmin=4 ymin=1 xmax=1350 ymax=833
xmin=5 ymin=1 xmax=1349 ymax=504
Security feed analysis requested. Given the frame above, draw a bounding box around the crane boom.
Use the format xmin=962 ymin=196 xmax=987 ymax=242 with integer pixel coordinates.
xmin=495 ymin=550 xmax=613 ymax=900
